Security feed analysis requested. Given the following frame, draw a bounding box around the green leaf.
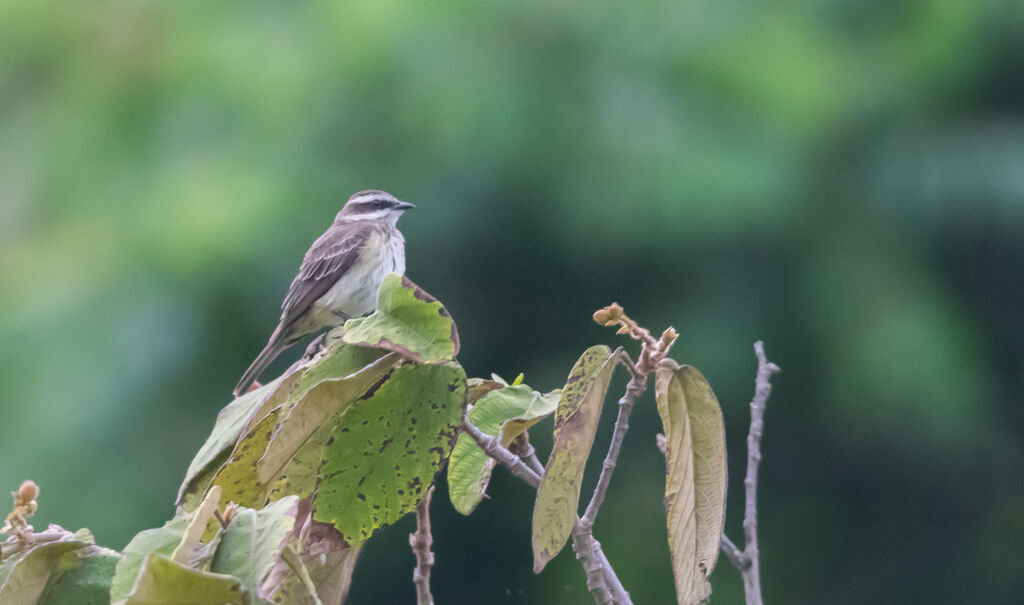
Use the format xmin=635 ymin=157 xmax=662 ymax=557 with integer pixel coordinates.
xmin=170 ymin=486 xmax=223 ymax=568
xmin=37 ymin=545 xmax=121 ymax=605
xmin=312 ymin=361 xmax=466 ymax=542
xmin=289 ymin=341 xmax=388 ymax=398
xmin=448 ymin=384 xmax=560 ymax=515
xmin=210 ymin=349 xmax=402 ymax=510
xmin=110 ymin=517 xmax=190 ymax=602
xmin=655 ymin=360 xmax=727 ymax=605
xmin=532 ymin=345 xmax=619 ymax=573
xmin=341 ymin=274 xmax=460 ymax=363
xmin=117 ymin=553 xmax=248 ymax=605
xmin=177 ymin=376 xmax=291 ymax=509
xmin=212 ymin=407 xmax=286 ymax=509
xmin=210 ymin=497 xmax=298 ymax=597
xmin=0 ymin=527 xmax=95 ymax=605
xmin=256 ymin=352 xmax=403 ymax=484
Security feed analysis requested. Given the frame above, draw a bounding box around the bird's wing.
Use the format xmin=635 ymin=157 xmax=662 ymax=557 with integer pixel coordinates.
xmin=278 ymin=224 xmax=371 ymax=328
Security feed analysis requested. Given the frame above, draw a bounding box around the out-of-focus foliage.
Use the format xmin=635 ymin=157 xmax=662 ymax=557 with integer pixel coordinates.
xmin=1 ymin=0 xmax=1022 ymax=603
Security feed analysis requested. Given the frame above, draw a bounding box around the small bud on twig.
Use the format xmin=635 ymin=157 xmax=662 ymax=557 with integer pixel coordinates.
xmin=214 ymin=502 xmax=239 ymax=528
xmin=16 ymin=481 xmax=39 ymax=507
xmin=592 ymin=302 xmax=624 ymax=326
xmin=4 ymin=479 xmax=40 ymax=549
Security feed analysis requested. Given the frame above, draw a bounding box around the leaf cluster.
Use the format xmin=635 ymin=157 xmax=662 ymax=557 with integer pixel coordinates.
xmin=2 ymin=277 xmax=733 ymax=604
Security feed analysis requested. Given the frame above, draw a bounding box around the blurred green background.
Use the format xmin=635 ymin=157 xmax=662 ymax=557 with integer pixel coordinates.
xmin=2 ymin=0 xmax=1022 ymax=603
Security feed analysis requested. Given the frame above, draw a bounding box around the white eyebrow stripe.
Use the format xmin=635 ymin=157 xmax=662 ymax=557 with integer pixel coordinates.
xmin=349 ymin=193 xmax=396 ymax=204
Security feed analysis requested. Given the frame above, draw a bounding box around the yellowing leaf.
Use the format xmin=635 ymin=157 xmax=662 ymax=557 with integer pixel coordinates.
xmin=655 ymin=360 xmax=727 ymax=605
xmin=342 ymin=274 xmax=460 ymax=363
xmin=312 ymin=361 xmax=466 ymax=542
xmin=256 ymin=352 xmax=403 ymax=483
xmin=176 ymin=376 xmax=291 ymax=509
xmin=531 ymin=345 xmax=620 ymax=573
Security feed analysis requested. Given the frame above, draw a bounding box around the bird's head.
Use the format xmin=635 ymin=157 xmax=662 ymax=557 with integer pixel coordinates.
xmin=336 ymin=190 xmax=415 ymax=225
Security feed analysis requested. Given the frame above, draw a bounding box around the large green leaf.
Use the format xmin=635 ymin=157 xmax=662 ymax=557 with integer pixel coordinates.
xmin=655 ymin=360 xmax=727 ymax=605
xmin=341 ymin=274 xmax=460 ymax=363
xmin=37 ymin=545 xmax=121 ymax=605
xmin=109 ymin=516 xmax=190 ymax=602
xmin=532 ymin=345 xmax=619 ymax=573
xmin=312 ymin=361 xmax=466 ymax=542
xmin=210 ymin=351 xmax=403 ymax=509
xmin=117 ymin=553 xmax=248 ymax=605
xmin=256 ymin=352 xmax=403 ymax=484
xmin=170 ymin=486 xmax=224 ymax=569
xmin=210 ymin=497 xmax=298 ymax=597
xmin=448 ymin=384 xmax=560 ymax=515
xmin=0 ymin=527 xmax=96 ymax=605
xmin=178 ymin=342 xmax=377 ymax=511
xmin=177 ymin=375 xmax=292 ymax=509
xmin=212 ymin=407 xmax=287 ymax=509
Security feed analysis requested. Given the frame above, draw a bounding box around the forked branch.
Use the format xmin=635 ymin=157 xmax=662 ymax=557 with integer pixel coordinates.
xmin=461 ymin=303 xmax=679 ymax=605
xmin=721 ymin=340 xmax=779 ymax=605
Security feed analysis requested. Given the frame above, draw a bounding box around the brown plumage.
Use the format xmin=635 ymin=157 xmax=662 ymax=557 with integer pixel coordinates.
xmin=234 ymin=190 xmax=413 ymax=397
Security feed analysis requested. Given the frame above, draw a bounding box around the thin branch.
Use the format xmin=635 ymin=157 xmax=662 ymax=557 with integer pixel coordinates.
xmin=410 ymin=486 xmax=436 ymax=605
xmin=509 ymin=433 xmax=546 ymax=478
xmin=721 ymin=340 xmax=779 ymax=605
xmin=463 ymin=304 xmax=678 ymax=605
xmin=461 ymin=408 xmax=540 ymax=488
xmin=718 ymin=534 xmax=745 ymax=570
xmin=462 ymin=414 xmax=631 ymax=604
xmin=580 ymin=368 xmax=649 ymax=528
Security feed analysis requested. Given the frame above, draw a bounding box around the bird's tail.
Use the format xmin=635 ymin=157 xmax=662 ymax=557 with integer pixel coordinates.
xmin=234 ymin=329 xmax=289 ymax=398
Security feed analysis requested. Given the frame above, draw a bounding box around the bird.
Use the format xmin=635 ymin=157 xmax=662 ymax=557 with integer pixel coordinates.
xmin=234 ymin=189 xmax=414 ymax=397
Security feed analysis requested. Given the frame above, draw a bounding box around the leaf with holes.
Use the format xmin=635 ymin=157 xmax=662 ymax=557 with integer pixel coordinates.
xmin=655 ymin=360 xmax=727 ymax=605
xmin=311 ymin=361 xmax=466 ymax=542
xmin=342 ymin=274 xmax=460 ymax=363
xmin=532 ymin=345 xmax=620 ymax=573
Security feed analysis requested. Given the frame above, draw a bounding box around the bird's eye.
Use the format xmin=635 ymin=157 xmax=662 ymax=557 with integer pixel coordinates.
xmin=372 ymin=200 xmax=387 ymax=210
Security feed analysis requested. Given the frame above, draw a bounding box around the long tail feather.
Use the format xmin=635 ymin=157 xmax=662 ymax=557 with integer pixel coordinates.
xmin=234 ymin=332 xmax=288 ymax=397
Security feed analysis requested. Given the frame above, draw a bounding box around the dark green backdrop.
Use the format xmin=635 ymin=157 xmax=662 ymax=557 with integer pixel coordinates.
xmin=2 ymin=1 xmax=1022 ymax=603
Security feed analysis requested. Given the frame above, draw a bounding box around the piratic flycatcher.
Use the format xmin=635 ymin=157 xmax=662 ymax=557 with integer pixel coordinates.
xmin=234 ymin=190 xmax=414 ymax=396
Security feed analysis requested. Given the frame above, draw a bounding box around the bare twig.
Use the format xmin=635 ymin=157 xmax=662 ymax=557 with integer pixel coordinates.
xmin=461 ymin=414 xmax=631 ymax=604
xmin=461 ymin=407 xmax=540 ymax=488
xmin=462 ymin=304 xmax=679 ymax=605
xmin=582 ymin=305 xmax=676 ymax=529
xmin=719 ymin=534 xmax=745 ymax=570
xmin=580 ymin=369 xmax=649 ymax=528
xmin=509 ymin=433 xmax=546 ymax=478
xmin=410 ymin=486 xmax=436 ymax=605
xmin=721 ymin=340 xmax=779 ymax=605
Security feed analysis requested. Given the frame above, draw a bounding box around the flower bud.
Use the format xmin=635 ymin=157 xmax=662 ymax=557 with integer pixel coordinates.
xmin=17 ymin=480 xmax=39 ymax=506
xmin=592 ymin=302 xmax=624 ymax=326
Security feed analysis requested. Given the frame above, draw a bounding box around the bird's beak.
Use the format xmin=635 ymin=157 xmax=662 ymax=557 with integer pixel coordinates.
xmin=394 ymin=200 xmax=416 ymax=210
